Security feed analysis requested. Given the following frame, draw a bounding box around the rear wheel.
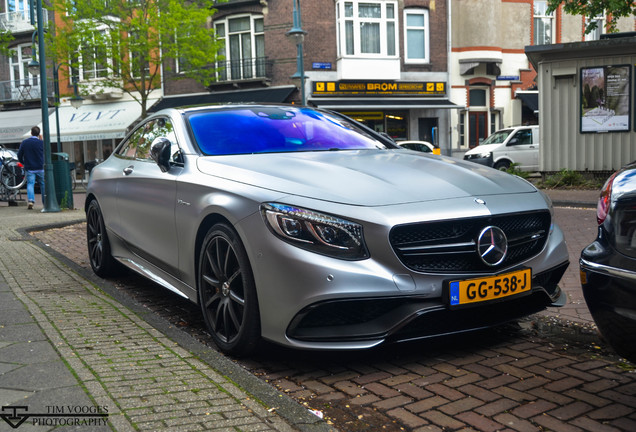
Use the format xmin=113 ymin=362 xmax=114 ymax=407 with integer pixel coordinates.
xmin=0 ymin=160 xmax=26 ymax=190
xmin=86 ymin=199 xmax=120 ymax=277
xmin=198 ymin=223 xmax=260 ymax=356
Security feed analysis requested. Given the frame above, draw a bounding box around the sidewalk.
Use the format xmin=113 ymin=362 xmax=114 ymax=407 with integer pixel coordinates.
xmin=0 ymin=201 xmax=332 ymax=431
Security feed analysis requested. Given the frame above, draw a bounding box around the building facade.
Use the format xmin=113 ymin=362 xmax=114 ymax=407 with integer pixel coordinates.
xmin=159 ymin=0 xmax=455 ymax=151
xmin=449 ymin=0 xmax=635 ymax=158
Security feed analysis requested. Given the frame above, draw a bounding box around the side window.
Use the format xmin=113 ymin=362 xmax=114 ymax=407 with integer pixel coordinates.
xmin=510 ymin=129 xmax=532 ymax=146
xmin=117 ymin=126 xmax=146 ymax=159
xmin=116 ymin=118 xmax=180 ymax=163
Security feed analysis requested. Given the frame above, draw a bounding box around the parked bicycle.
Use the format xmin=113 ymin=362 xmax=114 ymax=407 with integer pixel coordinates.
xmin=0 ymin=154 xmax=26 ymax=202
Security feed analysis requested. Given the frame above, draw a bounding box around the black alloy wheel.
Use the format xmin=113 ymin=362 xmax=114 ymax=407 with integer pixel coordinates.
xmin=86 ymin=200 xmax=119 ymax=277
xmin=199 ymin=223 xmax=260 ymax=356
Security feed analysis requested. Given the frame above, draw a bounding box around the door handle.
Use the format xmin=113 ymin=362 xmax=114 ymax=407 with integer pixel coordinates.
xmin=123 ymin=166 xmax=134 ymax=175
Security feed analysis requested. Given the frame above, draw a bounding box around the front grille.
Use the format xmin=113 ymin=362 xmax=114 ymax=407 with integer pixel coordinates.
xmin=390 ymin=211 xmax=551 ymax=273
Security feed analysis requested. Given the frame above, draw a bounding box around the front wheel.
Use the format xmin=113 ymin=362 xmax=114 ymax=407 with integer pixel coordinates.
xmin=494 ymin=160 xmax=511 ymax=171
xmin=86 ymin=199 xmax=120 ymax=277
xmin=198 ymin=223 xmax=261 ymax=356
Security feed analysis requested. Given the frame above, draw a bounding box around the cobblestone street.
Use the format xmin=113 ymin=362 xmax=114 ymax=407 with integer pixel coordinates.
xmin=28 ymin=202 xmax=636 ymax=431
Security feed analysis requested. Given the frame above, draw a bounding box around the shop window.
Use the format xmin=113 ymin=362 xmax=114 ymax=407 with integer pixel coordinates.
xmin=336 ymin=0 xmax=398 ymax=58
xmin=404 ymin=9 xmax=429 ymax=63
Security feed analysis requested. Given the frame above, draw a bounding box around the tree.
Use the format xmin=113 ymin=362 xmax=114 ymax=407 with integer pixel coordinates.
xmin=547 ymin=0 xmax=636 ymax=33
xmin=48 ymin=0 xmax=224 ymax=118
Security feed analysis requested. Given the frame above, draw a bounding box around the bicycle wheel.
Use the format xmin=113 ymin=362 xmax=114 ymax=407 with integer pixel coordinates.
xmin=0 ymin=160 xmax=26 ymax=190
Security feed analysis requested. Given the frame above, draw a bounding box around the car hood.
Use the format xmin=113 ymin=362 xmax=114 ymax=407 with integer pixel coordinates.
xmin=196 ymin=150 xmax=537 ymax=206
xmin=464 ymin=143 xmax=501 ymax=155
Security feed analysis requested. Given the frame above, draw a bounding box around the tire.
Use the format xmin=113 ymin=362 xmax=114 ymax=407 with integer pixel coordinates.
xmin=86 ymin=199 xmax=120 ymax=278
xmin=591 ymin=309 xmax=636 ymax=362
xmin=198 ymin=223 xmax=261 ymax=356
xmin=494 ymin=160 xmax=511 ymax=171
xmin=0 ymin=160 xmax=26 ymax=190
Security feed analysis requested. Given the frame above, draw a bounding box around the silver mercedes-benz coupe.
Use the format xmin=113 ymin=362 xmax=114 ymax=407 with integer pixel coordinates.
xmin=85 ymin=104 xmax=569 ymax=355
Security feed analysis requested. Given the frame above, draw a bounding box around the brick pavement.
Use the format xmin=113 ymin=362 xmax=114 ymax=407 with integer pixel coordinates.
xmin=6 ymin=188 xmax=636 ymax=431
xmin=0 ymin=202 xmax=330 ymax=432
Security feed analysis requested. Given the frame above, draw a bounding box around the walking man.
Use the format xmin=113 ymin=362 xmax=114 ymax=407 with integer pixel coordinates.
xmin=18 ymin=126 xmax=45 ymax=210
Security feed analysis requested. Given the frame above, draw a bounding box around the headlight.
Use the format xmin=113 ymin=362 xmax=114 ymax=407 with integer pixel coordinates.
xmin=261 ymin=203 xmax=369 ymax=260
xmin=480 ymin=151 xmax=491 ymax=158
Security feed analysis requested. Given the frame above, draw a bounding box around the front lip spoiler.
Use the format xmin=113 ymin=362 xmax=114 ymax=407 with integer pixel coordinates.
xmin=580 ymin=258 xmax=636 ymax=282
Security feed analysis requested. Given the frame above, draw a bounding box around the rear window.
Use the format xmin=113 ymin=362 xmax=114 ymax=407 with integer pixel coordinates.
xmin=187 ymin=106 xmax=389 ymax=156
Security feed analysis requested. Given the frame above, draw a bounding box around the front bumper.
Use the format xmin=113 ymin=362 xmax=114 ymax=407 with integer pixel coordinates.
xmin=287 ymin=262 xmax=568 ymax=345
xmin=463 ymin=154 xmax=494 ymax=167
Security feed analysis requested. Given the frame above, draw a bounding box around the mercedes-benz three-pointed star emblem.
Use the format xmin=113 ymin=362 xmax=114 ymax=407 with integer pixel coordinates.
xmin=477 ymin=226 xmax=508 ymax=266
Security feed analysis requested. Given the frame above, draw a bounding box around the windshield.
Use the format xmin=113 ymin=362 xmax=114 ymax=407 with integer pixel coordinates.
xmin=481 ymin=129 xmax=513 ymax=145
xmin=187 ymin=106 xmax=390 ymax=156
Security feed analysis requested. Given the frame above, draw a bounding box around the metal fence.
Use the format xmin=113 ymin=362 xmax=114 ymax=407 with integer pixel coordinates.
xmin=215 ymin=57 xmax=271 ymax=82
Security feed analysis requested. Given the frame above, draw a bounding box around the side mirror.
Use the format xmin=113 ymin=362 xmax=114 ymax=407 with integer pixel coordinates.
xmin=150 ymin=137 xmax=172 ymax=172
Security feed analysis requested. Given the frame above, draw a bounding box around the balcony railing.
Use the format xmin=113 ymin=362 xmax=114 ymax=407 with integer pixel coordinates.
xmin=0 ymin=78 xmax=54 ymax=104
xmin=215 ymin=57 xmax=271 ymax=83
xmin=0 ymin=9 xmax=47 ymax=34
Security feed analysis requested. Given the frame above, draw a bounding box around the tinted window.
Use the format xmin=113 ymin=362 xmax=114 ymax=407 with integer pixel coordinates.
xmin=187 ymin=107 xmax=389 ymax=156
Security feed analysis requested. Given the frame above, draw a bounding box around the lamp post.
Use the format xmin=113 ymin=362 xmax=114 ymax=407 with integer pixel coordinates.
xmin=29 ymin=0 xmax=59 ymax=212
xmin=286 ymin=0 xmax=306 ymax=106
xmin=53 ymin=64 xmax=84 ymax=152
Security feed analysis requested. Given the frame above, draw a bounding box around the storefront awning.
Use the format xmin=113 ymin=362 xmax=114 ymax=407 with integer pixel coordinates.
xmin=309 ymin=98 xmax=463 ymax=110
xmin=44 ymin=100 xmax=145 ymax=142
xmin=516 ymin=92 xmax=539 ymax=113
xmin=0 ymin=108 xmax=47 ymax=145
xmin=149 ymin=86 xmax=297 ymax=112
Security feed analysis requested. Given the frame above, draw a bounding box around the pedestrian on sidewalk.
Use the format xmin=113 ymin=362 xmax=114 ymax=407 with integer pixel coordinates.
xmin=18 ymin=126 xmax=45 ymax=210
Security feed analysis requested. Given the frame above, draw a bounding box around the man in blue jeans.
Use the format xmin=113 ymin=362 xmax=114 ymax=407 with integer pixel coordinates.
xmin=18 ymin=126 xmax=45 ymax=210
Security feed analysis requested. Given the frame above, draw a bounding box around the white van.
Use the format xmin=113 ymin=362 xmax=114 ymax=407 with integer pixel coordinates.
xmin=463 ymin=125 xmax=539 ymax=171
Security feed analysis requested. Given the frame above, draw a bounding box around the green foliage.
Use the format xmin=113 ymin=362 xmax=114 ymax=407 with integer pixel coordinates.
xmin=60 ymin=191 xmax=70 ymax=209
xmin=47 ymin=0 xmax=223 ymax=118
xmin=0 ymin=30 xmax=14 ymax=57
xmin=547 ymin=0 xmax=636 ymax=33
xmin=539 ymin=169 xmax=603 ymax=189
xmin=504 ymin=163 xmax=531 ymax=179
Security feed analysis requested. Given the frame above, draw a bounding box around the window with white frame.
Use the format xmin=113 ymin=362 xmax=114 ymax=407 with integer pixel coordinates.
xmin=336 ymin=1 xmax=398 ymax=57
xmin=585 ymin=14 xmax=606 ymax=40
xmin=8 ymin=44 xmax=37 ymax=87
xmin=5 ymin=0 xmax=29 ymax=15
xmin=76 ymin=26 xmax=120 ymax=81
xmin=214 ymin=14 xmax=265 ymax=81
xmin=533 ymin=1 xmax=554 ymax=45
xmin=404 ymin=8 xmax=429 ymax=63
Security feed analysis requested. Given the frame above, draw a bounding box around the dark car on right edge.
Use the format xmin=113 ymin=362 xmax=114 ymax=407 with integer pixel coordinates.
xmin=580 ymin=161 xmax=636 ymax=362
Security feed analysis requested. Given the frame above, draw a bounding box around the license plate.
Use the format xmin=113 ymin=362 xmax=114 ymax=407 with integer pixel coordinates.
xmin=449 ymin=269 xmax=531 ymax=307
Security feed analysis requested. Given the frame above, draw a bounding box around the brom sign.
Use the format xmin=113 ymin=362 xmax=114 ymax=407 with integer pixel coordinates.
xmin=313 ymin=81 xmax=446 ymax=97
